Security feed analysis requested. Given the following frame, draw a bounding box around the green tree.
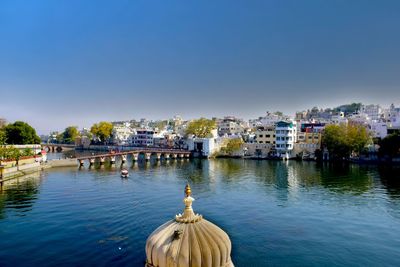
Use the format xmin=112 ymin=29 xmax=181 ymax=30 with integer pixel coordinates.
xmin=322 ymin=123 xmax=370 ymax=160
xmin=59 ymin=126 xmax=79 ymax=144
xmin=185 ymin=118 xmax=216 ymax=138
xmin=0 ymin=128 xmax=6 ymax=145
xmin=346 ymin=123 xmax=370 ymax=154
xmin=22 ymin=148 xmax=34 ymax=157
xmin=220 ymin=138 xmax=244 ymax=155
xmin=90 ymin=121 xmax=113 ymax=143
xmin=0 ymin=146 xmax=20 ymax=160
xmin=153 ymin=120 xmax=168 ymax=130
xmin=4 ymin=121 xmax=40 ymax=144
xmin=379 ymin=133 xmax=400 ymax=158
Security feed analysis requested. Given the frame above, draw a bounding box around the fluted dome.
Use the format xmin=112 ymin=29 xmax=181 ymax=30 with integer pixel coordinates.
xmin=145 ymin=184 xmax=234 ymax=267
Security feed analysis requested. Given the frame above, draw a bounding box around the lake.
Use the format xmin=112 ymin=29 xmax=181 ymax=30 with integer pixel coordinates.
xmin=1 ymin=157 xmax=400 ymax=266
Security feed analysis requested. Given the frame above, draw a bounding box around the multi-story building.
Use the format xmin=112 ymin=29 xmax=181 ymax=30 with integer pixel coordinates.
xmin=388 ymin=104 xmax=400 ymax=127
xmin=275 ymin=121 xmax=297 ymax=159
xmin=249 ymin=111 xmax=290 ymax=128
xmin=218 ymin=116 xmax=244 ymax=136
xmin=254 ymin=125 xmax=275 ymax=145
xmin=369 ymin=121 xmax=388 ymax=139
xmin=361 ymin=104 xmax=382 ymax=122
xmin=331 ymin=112 xmax=348 ymax=125
xmin=130 ymin=129 xmax=157 ymax=146
xmin=112 ymin=123 xmax=134 ymax=145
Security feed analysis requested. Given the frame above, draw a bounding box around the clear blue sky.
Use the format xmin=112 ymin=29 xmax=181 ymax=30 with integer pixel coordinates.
xmin=1 ymin=0 xmax=399 ymax=134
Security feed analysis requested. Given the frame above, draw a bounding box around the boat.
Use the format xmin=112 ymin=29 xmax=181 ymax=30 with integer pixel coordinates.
xmin=121 ymin=169 xmax=129 ymax=178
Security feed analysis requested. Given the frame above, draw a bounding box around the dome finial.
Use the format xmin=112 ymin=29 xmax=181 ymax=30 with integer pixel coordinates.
xmin=185 ymin=183 xmax=191 ymax=197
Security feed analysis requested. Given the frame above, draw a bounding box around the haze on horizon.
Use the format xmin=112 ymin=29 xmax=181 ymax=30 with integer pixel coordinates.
xmin=1 ymin=0 xmax=399 ymax=134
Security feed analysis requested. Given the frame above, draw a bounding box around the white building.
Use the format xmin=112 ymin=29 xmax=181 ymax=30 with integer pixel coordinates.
xmin=388 ymin=104 xmax=400 ymax=127
xmin=331 ymin=112 xmax=348 ymax=125
xmin=112 ymin=123 xmax=134 ymax=145
xmin=130 ymin=129 xmax=157 ymax=146
xmin=275 ymin=121 xmax=297 ymax=159
xmin=361 ymin=104 xmax=382 ymax=122
xmin=369 ymin=121 xmax=388 ymax=139
xmin=249 ymin=112 xmax=290 ymax=128
xmin=186 ymin=129 xmax=222 ymax=157
xmin=218 ymin=116 xmax=245 ymax=136
xmin=187 ymin=138 xmax=219 ymax=157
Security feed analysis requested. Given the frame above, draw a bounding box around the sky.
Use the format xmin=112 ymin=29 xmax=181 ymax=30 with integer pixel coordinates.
xmin=1 ymin=0 xmax=400 ymax=134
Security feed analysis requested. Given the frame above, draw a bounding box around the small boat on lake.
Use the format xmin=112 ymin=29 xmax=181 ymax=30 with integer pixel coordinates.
xmin=121 ymin=169 xmax=129 ymax=178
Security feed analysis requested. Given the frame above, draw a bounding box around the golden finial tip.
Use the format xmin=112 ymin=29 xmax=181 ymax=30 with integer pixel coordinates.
xmin=185 ymin=183 xmax=192 ymax=197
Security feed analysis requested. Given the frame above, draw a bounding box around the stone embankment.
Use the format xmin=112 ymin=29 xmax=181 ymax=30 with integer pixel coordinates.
xmin=0 ymin=159 xmax=77 ymax=183
xmin=0 ymin=162 xmax=43 ymax=182
xmin=46 ymin=158 xmax=77 ymax=168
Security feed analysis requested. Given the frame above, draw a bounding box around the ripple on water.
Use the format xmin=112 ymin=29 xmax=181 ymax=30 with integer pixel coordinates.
xmin=1 ymin=160 xmax=400 ymax=267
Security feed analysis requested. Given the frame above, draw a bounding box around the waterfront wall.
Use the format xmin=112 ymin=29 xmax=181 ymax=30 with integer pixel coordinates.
xmin=0 ymin=162 xmax=42 ymax=181
xmin=47 ymin=158 xmax=77 ymax=168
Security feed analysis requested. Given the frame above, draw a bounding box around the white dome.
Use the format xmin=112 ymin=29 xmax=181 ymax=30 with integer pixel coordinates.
xmin=145 ymin=184 xmax=234 ymax=267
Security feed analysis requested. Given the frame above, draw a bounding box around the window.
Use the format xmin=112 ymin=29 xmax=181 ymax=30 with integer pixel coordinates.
xmin=259 ymin=141 xmax=263 ymax=144
xmin=266 ymin=135 xmax=270 ymax=138
xmin=259 ymin=135 xmax=263 ymax=138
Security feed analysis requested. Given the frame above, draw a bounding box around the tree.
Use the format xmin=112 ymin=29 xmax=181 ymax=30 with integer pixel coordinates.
xmin=346 ymin=123 xmax=370 ymax=154
xmin=185 ymin=118 xmax=216 ymax=138
xmin=59 ymin=126 xmax=79 ymax=144
xmin=0 ymin=128 xmax=6 ymax=145
xmin=0 ymin=146 xmax=20 ymax=160
xmin=322 ymin=123 xmax=370 ymax=160
xmin=90 ymin=122 xmax=113 ymax=143
xmin=4 ymin=121 xmax=40 ymax=144
xmin=220 ymin=138 xmax=244 ymax=155
xmin=333 ymin=103 xmax=362 ymax=115
xmin=153 ymin=120 xmax=168 ymax=130
xmin=379 ymin=133 xmax=400 ymax=158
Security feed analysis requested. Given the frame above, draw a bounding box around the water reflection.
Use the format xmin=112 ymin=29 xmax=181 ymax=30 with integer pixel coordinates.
xmin=1 ymin=157 xmax=400 ymax=267
xmin=0 ymin=173 xmax=41 ymax=219
xmin=378 ymin=166 xmax=400 ymax=199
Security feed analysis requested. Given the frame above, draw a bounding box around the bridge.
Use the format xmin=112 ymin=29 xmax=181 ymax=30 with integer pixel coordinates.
xmin=76 ymin=148 xmax=190 ymax=166
xmin=41 ymin=143 xmax=76 ymax=152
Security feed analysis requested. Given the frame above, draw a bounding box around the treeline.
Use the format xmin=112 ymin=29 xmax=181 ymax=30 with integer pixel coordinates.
xmin=0 ymin=121 xmax=40 ymax=145
xmin=320 ymin=123 xmax=400 ymax=161
xmin=56 ymin=121 xmax=113 ymax=144
xmin=0 ymin=121 xmax=40 ymax=160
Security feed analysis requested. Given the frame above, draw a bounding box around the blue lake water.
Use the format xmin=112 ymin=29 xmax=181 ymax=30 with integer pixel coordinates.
xmin=1 ymin=158 xmax=400 ymax=266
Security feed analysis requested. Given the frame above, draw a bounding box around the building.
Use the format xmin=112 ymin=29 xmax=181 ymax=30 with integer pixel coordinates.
xmin=294 ymin=123 xmax=323 ymax=158
xmin=249 ymin=111 xmax=290 ymax=128
xmin=111 ymin=123 xmax=134 ymax=145
xmin=145 ymin=184 xmax=234 ymax=267
xmin=369 ymin=121 xmax=388 ymax=139
xmin=218 ymin=116 xmax=245 ymax=136
xmin=275 ymin=121 xmax=297 ymax=159
xmin=254 ymin=125 xmax=275 ymax=145
xmin=331 ymin=112 xmax=348 ymax=125
xmin=361 ymin=104 xmax=382 ymax=121
xmin=130 ymin=129 xmax=157 ymax=146
xmin=242 ymin=143 xmax=273 ymax=158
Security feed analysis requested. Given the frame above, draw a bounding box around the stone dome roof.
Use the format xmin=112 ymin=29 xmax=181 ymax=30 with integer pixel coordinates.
xmin=145 ymin=184 xmax=234 ymax=267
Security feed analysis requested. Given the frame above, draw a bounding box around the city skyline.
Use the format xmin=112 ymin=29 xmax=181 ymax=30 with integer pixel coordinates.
xmin=1 ymin=0 xmax=400 ymax=133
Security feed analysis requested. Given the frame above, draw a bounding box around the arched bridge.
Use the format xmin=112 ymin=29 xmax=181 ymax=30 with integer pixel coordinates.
xmin=76 ymin=148 xmax=191 ymax=166
xmin=41 ymin=143 xmax=76 ymax=152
